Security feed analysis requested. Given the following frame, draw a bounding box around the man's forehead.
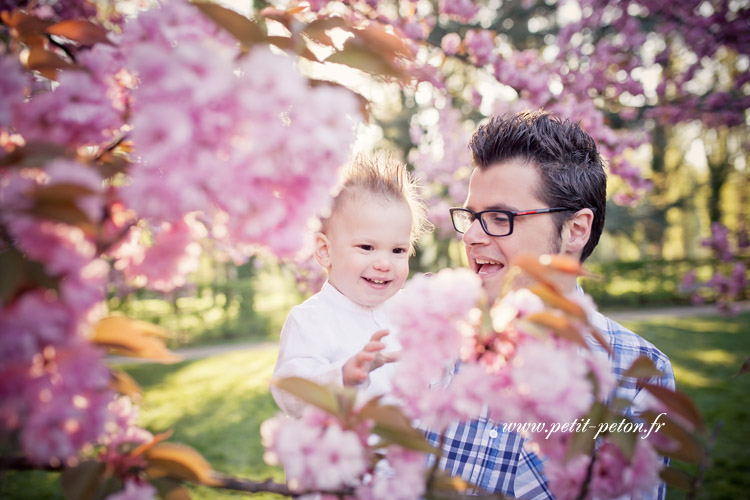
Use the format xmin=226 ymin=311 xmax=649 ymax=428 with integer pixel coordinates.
xmin=465 ymin=164 xmax=542 ymax=210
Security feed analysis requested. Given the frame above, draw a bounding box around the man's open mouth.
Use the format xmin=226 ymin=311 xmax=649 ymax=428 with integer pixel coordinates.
xmin=475 ymin=259 xmax=503 ymax=275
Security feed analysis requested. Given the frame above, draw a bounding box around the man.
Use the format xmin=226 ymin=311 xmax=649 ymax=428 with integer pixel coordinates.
xmin=429 ymin=111 xmax=675 ymax=499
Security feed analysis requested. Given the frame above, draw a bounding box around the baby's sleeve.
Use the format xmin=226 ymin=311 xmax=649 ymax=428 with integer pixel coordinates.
xmin=270 ymin=308 xmax=347 ymax=416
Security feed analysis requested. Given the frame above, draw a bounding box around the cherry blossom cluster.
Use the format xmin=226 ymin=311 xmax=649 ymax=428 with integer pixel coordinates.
xmin=0 ymin=160 xmax=113 ymax=465
xmin=262 ymin=405 xmax=427 ymax=499
xmin=265 ymin=267 xmax=668 ymax=498
xmin=115 ymin=0 xmax=360 ymax=276
xmin=1 ymin=0 xmax=360 ymax=476
xmin=409 ymin=106 xmax=472 ymax=236
xmin=681 ymin=222 xmax=749 ymax=314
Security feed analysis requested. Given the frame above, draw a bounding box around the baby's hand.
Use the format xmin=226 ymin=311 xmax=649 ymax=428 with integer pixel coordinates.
xmin=342 ymin=330 xmax=391 ymax=386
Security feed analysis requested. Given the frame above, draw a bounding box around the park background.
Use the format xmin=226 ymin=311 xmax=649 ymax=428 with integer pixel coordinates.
xmin=1 ymin=0 xmax=749 ymax=498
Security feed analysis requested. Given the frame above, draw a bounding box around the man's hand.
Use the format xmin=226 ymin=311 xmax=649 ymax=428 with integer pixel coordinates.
xmin=342 ymin=330 xmax=397 ymax=386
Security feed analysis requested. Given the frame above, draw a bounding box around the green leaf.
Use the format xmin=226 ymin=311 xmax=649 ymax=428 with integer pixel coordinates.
xmin=566 ymin=402 xmax=607 ymax=460
xmin=193 ymin=2 xmax=265 ymax=46
xmin=660 ymin=466 xmax=695 ymax=491
xmin=641 ymin=384 xmax=704 ymax=431
xmin=0 ymin=141 xmax=71 ymax=167
xmin=623 ymin=356 xmax=664 ymax=380
xmin=270 ymin=377 xmax=341 ymax=415
xmin=0 ymin=247 xmax=60 ymax=303
xmin=607 ymin=418 xmax=638 ymax=460
xmin=358 ymin=403 xmax=438 ymax=454
xmin=60 ymin=461 xmax=119 ymax=500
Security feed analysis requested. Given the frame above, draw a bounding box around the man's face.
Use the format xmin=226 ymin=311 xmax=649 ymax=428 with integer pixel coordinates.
xmin=462 ymin=160 xmax=562 ymax=302
xmin=323 ymin=194 xmax=412 ymax=307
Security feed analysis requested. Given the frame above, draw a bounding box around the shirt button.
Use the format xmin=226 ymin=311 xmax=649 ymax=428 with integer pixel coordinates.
xmin=489 ymin=429 xmax=498 ymax=439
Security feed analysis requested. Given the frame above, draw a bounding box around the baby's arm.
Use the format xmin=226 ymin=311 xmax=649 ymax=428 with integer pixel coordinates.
xmin=271 ymin=311 xmax=346 ymax=415
xmin=342 ymin=330 xmax=396 ymax=386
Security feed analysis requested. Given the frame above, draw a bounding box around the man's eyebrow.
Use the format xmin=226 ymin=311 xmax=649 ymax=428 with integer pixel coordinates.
xmin=465 ymin=203 xmax=516 ymax=211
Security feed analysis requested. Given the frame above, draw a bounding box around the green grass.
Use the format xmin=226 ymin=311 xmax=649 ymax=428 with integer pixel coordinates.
xmin=622 ymin=312 xmax=750 ymax=500
xmin=121 ymin=347 xmax=286 ymax=500
xmin=2 ymin=312 xmax=748 ymax=499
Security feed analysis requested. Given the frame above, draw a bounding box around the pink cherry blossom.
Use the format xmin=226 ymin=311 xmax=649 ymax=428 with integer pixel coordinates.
xmin=261 ymin=406 xmax=367 ymax=491
xmin=440 ymin=33 xmax=462 ymax=55
xmin=105 ymin=479 xmax=157 ymax=500
xmin=439 ymin=0 xmax=479 ymax=22
xmin=464 ymin=29 xmax=496 ymax=66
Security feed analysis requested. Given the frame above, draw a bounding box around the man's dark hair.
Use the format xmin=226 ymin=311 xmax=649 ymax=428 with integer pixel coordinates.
xmin=468 ymin=110 xmax=607 ymax=261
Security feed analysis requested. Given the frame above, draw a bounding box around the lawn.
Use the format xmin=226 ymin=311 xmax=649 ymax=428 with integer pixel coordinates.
xmin=1 ymin=311 xmax=748 ymax=499
xmin=621 ymin=312 xmax=750 ymax=500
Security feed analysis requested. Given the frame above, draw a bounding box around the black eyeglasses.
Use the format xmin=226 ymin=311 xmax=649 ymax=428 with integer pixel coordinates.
xmin=449 ymin=207 xmax=571 ymax=237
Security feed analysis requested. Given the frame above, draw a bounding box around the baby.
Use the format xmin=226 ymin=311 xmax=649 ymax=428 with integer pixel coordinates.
xmin=271 ymin=155 xmax=429 ymax=416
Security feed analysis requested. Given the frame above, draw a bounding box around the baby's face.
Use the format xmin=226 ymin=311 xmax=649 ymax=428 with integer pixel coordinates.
xmin=325 ymin=194 xmax=412 ymax=307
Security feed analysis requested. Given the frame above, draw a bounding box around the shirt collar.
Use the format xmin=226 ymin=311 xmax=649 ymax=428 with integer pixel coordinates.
xmin=320 ymin=281 xmax=378 ymax=315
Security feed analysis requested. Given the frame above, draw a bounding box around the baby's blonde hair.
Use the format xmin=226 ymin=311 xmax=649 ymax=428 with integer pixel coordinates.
xmin=321 ymin=154 xmax=431 ymax=255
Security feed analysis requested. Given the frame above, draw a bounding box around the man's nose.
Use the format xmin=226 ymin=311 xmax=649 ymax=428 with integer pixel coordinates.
xmin=462 ymin=217 xmax=489 ymax=246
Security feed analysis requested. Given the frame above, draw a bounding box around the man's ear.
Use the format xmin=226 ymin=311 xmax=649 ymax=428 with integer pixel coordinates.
xmin=314 ymin=232 xmax=332 ymax=269
xmin=560 ymin=208 xmax=593 ymax=258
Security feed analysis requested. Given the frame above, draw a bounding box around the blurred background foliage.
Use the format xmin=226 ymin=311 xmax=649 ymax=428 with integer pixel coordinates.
xmin=100 ymin=0 xmax=749 ymax=346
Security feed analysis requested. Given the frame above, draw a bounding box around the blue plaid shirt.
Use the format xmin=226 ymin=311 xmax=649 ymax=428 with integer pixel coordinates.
xmin=425 ymin=307 xmax=676 ymax=499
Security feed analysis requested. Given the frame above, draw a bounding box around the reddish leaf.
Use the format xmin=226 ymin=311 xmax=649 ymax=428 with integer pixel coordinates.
xmin=1 ymin=10 xmax=54 ymax=40
xmin=732 ymin=355 xmax=750 ymax=378
xmin=258 ymin=6 xmax=298 ymax=31
xmin=46 ymin=20 xmax=111 ymax=46
xmin=326 ymin=43 xmax=407 ymax=80
xmin=527 ymin=282 xmax=587 ymax=319
xmin=623 ymin=356 xmax=664 ymax=380
xmin=355 ymin=23 xmax=415 ymax=60
xmin=24 ymin=42 xmax=76 ymax=78
xmin=94 ymin=315 xmax=180 ymax=363
xmin=193 ymin=1 xmax=265 ymax=46
xmin=110 ymin=369 xmax=142 ymax=402
xmin=128 ymin=430 xmax=173 ymax=458
xmin=144 ymin=442 xmax=221 ymax=486
xmin=302 ymin=16 xmax=350 ymax=47
xmin=641 ymin=384 xmax=704 ymax=432
xmin=538 ymin=254 xmax=589 ymax=275
xmin=641 ymin=410 xmax=704 ymax=464
xmin=525 ymin=311 xmax=589 ymax=349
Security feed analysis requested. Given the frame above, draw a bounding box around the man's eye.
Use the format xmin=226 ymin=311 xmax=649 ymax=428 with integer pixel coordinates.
xmin=358 ymin=245 xmax=373 ymax=251
xmin=491 ymin=215 xmax=510 ymax=224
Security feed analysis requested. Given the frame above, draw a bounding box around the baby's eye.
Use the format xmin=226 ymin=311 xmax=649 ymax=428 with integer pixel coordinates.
xmin=358 ymin=244 xmax=374 ymax=251
xmin=393 ymin=247 xmax=407 ymax=254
